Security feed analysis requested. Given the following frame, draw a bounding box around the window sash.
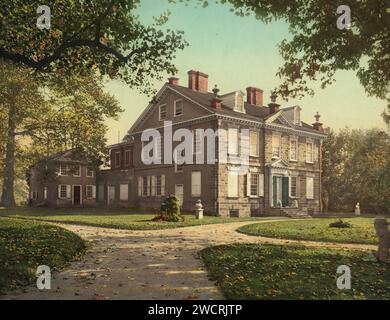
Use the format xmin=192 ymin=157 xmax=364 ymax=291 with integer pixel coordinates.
xmin=290 ymin=176 xmax=298 ymax=197
xmin=250 ymin=174 xmax=258 ymax=196
xmin=290 ymin=139 xmax=298 ymax=161
xmin=119 ymin=184 xmax=129 ymax=201
xmin=86 ymin=166 xmax=94 ymax=177
xmin=60 ymin=164 xmax=67 ymax=176
xmin=174 ymin=100 xmax=183 ymax=117
xmin=272 ymin=134 xmax=281 ymax=158
xmin=60 ymin=185 xmax=67 ymax=199
xmin=115 ymin=152 xmax=121 ymax=168
xmin=124 ymin=150 xmax=131 ymax=166
xmin=306 ymin=142 xmax=313 ymax=163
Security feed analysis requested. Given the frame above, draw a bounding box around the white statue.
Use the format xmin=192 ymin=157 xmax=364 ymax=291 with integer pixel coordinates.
xmin=355 ymin=202 xmax=360 ymax=215
xmin=194 ymin=199 xmax=204 ymax=220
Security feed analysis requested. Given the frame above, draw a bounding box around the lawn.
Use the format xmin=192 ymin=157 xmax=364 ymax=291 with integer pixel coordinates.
xmin=201 ymin=244 xmax=390 ymax=300
xmin=237 ymin=218 xmax=378 ymax=245
xmin=0 ymin=207 xmax=260 ymax=230
xmin=0 ymin=217 xmax=86 ymax=294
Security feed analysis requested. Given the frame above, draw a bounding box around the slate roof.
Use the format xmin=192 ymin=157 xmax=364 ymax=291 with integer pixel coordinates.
xmin=46 ymin=149 xmax=88 ymax=163
xmin=168 ymin=84 xmax=321 ymax=134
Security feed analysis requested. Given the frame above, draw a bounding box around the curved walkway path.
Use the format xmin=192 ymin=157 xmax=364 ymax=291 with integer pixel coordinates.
xmin=2 ymin=219 xmax=376 ymax=300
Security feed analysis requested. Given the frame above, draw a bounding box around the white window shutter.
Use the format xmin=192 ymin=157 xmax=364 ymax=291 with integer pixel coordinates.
xmin=306 ymin=177 xmax=314 ymax=199
xmin=151 ymin=176 xmax=156 ymax=196
xmin=57 ymin=185 xmax=61 ymax=198
xmin=259 ymin=174 xmax=264 ymax=197
xmin=138 ymin=177 xmax=142 ymax=196
xmin=66 ymin=185 xmax=71 ymax=199
xmin=161 ymin=175 xmax=165 ymax=196
xmin=246 ymin=173 xmax=251 ymax=197
xmin=92 ymin=186 xmax=96 ymax=199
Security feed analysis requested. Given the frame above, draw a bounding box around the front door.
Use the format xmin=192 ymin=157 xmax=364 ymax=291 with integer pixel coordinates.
xmin=175 ymin=184 xmax=184 ymax=206
xmin=73 ymin=186 xmax=81 ymax=205
xmin=272 ymin=176 xmax=289 ymax=207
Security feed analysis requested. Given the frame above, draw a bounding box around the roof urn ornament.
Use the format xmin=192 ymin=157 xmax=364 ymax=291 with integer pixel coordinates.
xmin=315 ymin=112 xmax=321 ymax=123
xmin=212 ymin=84 xmax=220 ymax=97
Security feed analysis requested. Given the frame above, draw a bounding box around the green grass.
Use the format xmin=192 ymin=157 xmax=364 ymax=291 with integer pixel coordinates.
xmin=201 ymin=244 xmax=390 ymax=300
xmin=0 ymin=207 xmax=260 ymax=230
xmin=237 ymin=218 xmax=378 ymax=245
xmin=0 ymin=217 xmax=86 ymax=294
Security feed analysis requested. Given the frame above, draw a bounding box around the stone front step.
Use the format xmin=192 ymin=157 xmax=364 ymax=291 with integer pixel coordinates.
xmin=282 ymin=208 xmax=312 ymax=219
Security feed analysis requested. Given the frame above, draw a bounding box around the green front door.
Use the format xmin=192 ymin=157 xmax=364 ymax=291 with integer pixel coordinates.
xmin=282 ymin=177 xmax=289 ymax=207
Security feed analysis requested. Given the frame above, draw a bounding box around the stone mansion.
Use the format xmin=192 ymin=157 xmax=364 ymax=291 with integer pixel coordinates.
xmin=29 ymin=70 xmax=327 ymax=217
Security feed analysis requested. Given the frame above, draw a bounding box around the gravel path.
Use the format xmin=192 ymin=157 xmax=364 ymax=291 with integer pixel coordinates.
xmin=2 ymin=219 xmax=377 ymax=300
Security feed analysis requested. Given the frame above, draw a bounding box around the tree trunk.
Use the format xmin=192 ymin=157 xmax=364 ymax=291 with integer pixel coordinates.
xmin=0 ymin=101 xmax=16 ymax=207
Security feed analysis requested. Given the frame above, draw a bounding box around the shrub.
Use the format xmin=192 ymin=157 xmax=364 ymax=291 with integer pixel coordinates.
xmin=329 ymin=219 xmax=352 ymax=228
xmin=152 ymin=195 xmax=184 ymax=222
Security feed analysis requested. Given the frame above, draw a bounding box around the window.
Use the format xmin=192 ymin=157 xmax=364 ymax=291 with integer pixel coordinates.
xmin=191 ymin=171 xmax=201 ymax=197
xmin=250 ymin=174 xmax=258 ymax=196
xmin=31 ymin=191 xmax=38 ymax=200
xmin=228 ymin=171 xmax=239 ymax=198
xmin=72 ymin=165 xmax=81 ymax=177
xmin=235 ymin=93 xmax=244 ymax=112
xmin=115 ymin=151 xmax=121 ymax=168
xmin=294 ymin=107 xmax=301 ymax=125
xmin=174 ymin=100 xmax=183 ymax=117
xmin=228 ymin=128 xmax=238 ymax=155
xmin=306 ymin=177 xmax=314 ymax=199
xmin=290 ymin=176 xmax=298 ymax=198
xmin=59 ymin=164 xmax=67 ymax=176
xmin=306 ymin=142 xmax=314 ymax=163
xmin=250 ymin=131 xmax=259 ymax=157
xmin=86 ymin=166 xmax=94 ymax=177
xmin=58 ymin=185 xmax=68 ymax=199
xmin=119 ymin=184 xmax=128 ymax=201
xmin=150 ymin=175 xmax=165 ymax=196
xmin=124 ymin=150 xmax=131 ymax=167
xmin=159 ymin=104 xmax=167 ymax=121
xmin=290 ymin=138 xmax=298 ymax=161
xmin=272 ymin=133 xmax=281 ymax=159
xmin=43 ymin=187 xmax=48 ymax=200
xmin=86 ymin=185 xmax=96 ymax=199
xmin=247 ymin=173 xmax=264 ymax=197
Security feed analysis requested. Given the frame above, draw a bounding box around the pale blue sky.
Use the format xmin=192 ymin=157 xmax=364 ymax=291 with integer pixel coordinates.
xmin=105 ymin=0 xmax=386 ymax=144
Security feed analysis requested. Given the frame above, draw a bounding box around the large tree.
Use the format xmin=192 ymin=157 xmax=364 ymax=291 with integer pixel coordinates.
xmin=214 ymin=0 xmax=390 ymax=121
xmin=0 ymin=62 xmax=122 ymax=207
xmin=0 ymin=0 xmax=187 ymax=94
xmin=322 ymin=128 xmax=390 ymax=214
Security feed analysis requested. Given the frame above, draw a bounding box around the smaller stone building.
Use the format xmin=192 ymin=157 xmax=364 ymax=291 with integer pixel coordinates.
xmin=29 ymin=150 xmax=97 ymax=208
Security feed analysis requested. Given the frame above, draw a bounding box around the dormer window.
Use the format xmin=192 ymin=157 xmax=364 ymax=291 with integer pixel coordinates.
xmin=294 ymin=106 xmax=301 ymax=126
xmin=220 ymin=91 xmax=246 ymax=113
xmin=235 ymin=92 xmax=244 ymax=113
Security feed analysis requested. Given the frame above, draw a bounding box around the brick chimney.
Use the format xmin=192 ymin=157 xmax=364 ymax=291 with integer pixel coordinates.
xmin=246 ymin=87 xmax=263 ymax=107
xmin=313 ymin=112 xmax=324 ymax=132
xmin=211 ymin=98 xmax=222 ymax=109
xmin=168 ymin=77 xmax=179 ymax=86
xmin=188 ymin=70 xmax=208 ymax=93
xmin=268 ymin=91 xmax=280 ymax=114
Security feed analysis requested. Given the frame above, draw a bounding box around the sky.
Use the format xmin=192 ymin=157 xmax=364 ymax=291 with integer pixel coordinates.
xmin=104 ymin=0 xmax=387 ymax=144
